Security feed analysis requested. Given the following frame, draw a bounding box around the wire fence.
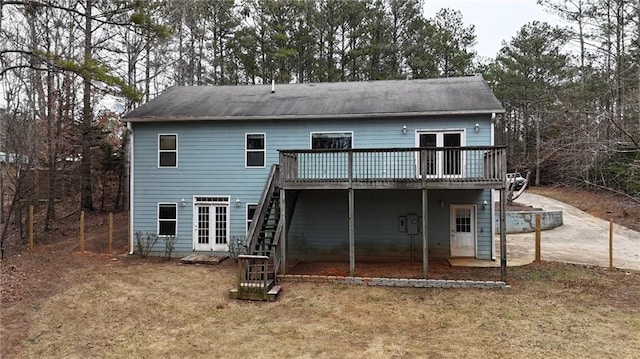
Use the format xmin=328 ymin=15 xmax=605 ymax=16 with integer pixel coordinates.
xmin=499 ymin=214 xmax=639 ymax=272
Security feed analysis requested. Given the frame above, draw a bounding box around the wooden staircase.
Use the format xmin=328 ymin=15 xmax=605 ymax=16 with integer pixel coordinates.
xmin=230 ymin=165 xmax=283 ymax=301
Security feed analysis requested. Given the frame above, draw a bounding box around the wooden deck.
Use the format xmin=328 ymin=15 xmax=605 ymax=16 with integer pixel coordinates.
xmin=279 ymin=146 xmax=507 ymax=190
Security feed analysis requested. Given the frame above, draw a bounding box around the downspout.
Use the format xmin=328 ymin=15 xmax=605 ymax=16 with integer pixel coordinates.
xmin=490 ymin=113 xmax=496 ymax=146
xmin=491 ymin=189 xmax=496 ymax=261
xmin=128 ymin=122 xmax=134 ymax=255
xmin=490 ymin=112 xmax=497 ymax=260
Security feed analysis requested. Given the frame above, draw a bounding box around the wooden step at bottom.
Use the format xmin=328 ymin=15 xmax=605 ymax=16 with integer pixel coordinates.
xmin=230 ymin=288 xmax=268 ymax=301
xmin=229 ymin=281 xmax=281 ymax=301
xmin=267 ymin=285 xmax=282 ymax=301
xmin=229 ymin=288 xmax=239 ymax=299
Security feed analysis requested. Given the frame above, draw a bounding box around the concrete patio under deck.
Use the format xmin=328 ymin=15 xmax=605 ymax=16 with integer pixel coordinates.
xmin=285 ymin=260 xmax=505 ymax=282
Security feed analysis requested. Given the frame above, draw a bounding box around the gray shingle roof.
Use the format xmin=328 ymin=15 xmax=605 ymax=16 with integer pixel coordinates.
xmin=124 ymin=76 xmax=504 ymax=122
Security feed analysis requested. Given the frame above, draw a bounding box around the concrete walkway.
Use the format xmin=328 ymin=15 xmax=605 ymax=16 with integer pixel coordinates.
xmin=500 ymin=192 xmax=640 ymax=271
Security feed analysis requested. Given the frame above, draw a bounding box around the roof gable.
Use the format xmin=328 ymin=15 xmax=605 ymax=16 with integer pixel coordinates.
xmin=124 ymin=76 xmax=504 ymax=122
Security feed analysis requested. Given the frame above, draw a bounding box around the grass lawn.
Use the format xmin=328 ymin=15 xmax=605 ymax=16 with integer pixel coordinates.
xmin=4 ymin=259 xmax=639 ymax=358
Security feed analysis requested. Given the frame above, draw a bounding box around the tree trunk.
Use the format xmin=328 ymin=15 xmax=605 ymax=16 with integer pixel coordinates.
xmin=145 ymin=36 xmax=151 ymax=102
xmin=45 ymin=68 xmax=56 ymax=230
xmin=535 ymin=111 xmax=541 ymax=187
xmin=81 ymin=0 xmax=94 ymax=211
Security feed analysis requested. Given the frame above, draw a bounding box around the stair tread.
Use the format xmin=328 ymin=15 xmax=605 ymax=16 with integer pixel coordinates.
xmin=267 ymin=285 xmax=282 ymax=295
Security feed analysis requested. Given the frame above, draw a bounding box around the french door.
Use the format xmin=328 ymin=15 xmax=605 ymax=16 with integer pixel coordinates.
xmin=416 ymin=131 xmax=464 ymax=177
xmin=193 ymin=197 xmax=229 ymax=251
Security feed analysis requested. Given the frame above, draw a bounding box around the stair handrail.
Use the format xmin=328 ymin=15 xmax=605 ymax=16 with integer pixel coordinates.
xmin=245 ymin=164 xmax=279 ymax=254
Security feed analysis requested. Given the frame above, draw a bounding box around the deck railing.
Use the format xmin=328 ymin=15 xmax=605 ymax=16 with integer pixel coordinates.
xmin=279 ymin=146 xmax=506 ymax=184
xmin=236 ymin=254 xmax=271 ymax=300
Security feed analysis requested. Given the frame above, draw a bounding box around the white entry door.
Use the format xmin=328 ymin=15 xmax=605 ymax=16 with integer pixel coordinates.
xmin=450 ymin=205 xmax=476 ymax=257
xmin=193 ymin=201 xmax=229 ymax=251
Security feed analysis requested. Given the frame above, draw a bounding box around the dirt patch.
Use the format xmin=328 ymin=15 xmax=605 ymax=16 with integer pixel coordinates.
xmin=1 ymin=211 xmax=130 ymax=304
xmin=498 ymin=201 xmax=542 ymax=211
xmin=510 ymin=201 xmax=541 ymax=211
xmin=1 ymin=210 xmax=134 ymax=357
xmin=530 ymin=186 xmax=640 ymax=232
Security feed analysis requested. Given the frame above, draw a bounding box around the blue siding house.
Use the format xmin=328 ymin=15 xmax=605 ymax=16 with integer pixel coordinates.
xmin=124 ymin=76 xmax=508 ymax=287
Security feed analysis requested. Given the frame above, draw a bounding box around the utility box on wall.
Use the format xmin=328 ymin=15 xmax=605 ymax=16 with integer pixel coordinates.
xmin=407 ymin=214 xmax=418 ymax=235
xmin=398 ymin=216 xmax=407 ymax=232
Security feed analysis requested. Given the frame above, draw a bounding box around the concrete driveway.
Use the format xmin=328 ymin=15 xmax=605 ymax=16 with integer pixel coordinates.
xmin=502 ymin=192 xmax=640 ymax=271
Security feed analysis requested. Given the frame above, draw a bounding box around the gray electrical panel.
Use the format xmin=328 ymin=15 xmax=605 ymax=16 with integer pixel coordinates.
xmin=398 ymin=216 xmax=407 ymax=232
xmin=407 ymin=214 xmax=418 ymax=235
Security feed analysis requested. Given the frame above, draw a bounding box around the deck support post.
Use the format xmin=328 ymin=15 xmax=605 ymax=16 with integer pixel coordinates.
xmin=422 ymin=187 xmax=428 ymax=279
xmin=280 ymin=188 xmax=287 ymax=275
xmin=348 ymin=188 xmax=355 ymax=276
xmin=419 ymin=149 xmax=429 ymax=279
xmin=499 ymin=188 xmax=507 ymax=282
xmin=348 ymin=151 xmax=355 ymax=276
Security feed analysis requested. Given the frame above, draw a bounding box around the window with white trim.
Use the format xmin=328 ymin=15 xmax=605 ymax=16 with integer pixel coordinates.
xmin=246 ymin=133 xmax=265 ymax=167
xmin=311 ymin=132 xmax=352 ymax=149
xmin=246 ymin=203 xmax=257 ymax=233
xmin=158 ymin=134 xmax=177 ymax=167
xmin=158 ymin=203 xmax=177 ymax=236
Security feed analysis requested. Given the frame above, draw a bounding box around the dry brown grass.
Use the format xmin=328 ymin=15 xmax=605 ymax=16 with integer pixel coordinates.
xmin=6 ymin=260 xmax=640 ymax=359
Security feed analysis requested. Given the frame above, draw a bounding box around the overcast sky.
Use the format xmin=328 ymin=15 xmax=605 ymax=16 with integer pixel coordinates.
xmin=424 ymin=0 xmax=563 ymax=59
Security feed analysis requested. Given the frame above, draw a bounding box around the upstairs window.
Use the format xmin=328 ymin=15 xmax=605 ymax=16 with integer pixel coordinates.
xmin=158 ymin=203 xmax=177 ymax=236
xmin=158 ymin=134 xmax=177 ymax=167
xmin=311 ymin=132 xmax=352 ymax=149
xmin=246 ymin=133 xmax=266 ymax=167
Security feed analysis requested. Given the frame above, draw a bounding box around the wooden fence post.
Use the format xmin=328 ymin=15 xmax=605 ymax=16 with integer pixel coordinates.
xmin=80 ymin=211 xmax=85 ymax=252
xmin=609 ymin=220 xmax=614 ymax=271
xmin=535 ymin=213 xmax=541 ymax=262
xmin=28 ymin=205 xmax=34 ymax=251
xmin=108 ymin=212 xmax=113 ymax=255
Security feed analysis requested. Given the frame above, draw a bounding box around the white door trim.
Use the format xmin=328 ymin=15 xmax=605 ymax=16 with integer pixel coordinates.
xmin=415 ymin=129 xmax=466 ymax=178
xmin=450 ymin=204 xmax=477 ymax=258
xmin=193 ymin=204 xmax=211 ymax=251
xmin=192 ymin=196 xmax=230 ymax=252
